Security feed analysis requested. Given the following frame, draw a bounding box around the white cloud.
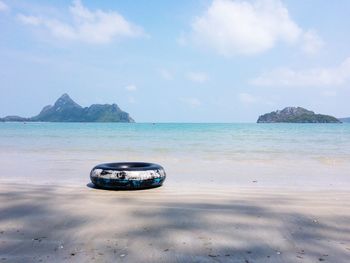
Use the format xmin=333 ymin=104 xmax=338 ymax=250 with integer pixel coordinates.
xmin=159 ymin=68 xmax=173 ymax=80
xmin=302 ymin=30 xmax=324 ymax=55
xmin=238 ymin=93 xmax=258 ymax=104
xmin=17 ymin=0 xmax=144 ymax=44
xmin=187 ymin=71 xmax=208 ymax=83
xmin=190 ymin=0 xmax=323 ymax=56
xmin=0 ymin=1 xmax=9 ymax=12
xmin=252 ymin=57 xmax=350 ymax=87
xmin=181 ymin=98 xmax=201 ymax=108
xmin=125 ymin=84 xmax=137 ymax=91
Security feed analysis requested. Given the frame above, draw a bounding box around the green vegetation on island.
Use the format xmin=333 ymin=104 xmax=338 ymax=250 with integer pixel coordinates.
xmin=0 ymin=94 xmax=134 ymax=123
xmin=257 ymin=107 xmax=341 ymax=123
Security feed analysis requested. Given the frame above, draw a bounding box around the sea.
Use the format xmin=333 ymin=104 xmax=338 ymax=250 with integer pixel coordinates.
xmin=1 ymin=122 xmax=350 ymax=189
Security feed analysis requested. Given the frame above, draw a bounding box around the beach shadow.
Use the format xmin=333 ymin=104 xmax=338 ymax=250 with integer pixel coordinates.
xmin=1 ymin=184 xmax=349 ymax=262
xmin=0 ymin=184 xmax=89 ymax=262
xmin=112 ymin=193 xmax=350 ymax=262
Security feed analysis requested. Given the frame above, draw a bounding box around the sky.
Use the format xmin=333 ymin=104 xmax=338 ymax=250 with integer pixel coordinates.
xmin=0 ymin=0 xmax=350 ymax=122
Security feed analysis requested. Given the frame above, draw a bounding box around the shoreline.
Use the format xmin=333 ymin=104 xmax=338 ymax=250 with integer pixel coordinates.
xmin=1 ymin=178 xmax=350 ymax=192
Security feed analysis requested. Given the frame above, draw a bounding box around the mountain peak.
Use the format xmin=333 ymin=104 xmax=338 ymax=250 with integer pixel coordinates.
xmin=278 ymin=107 xmax=314 ymax=116
xmin=54 ymin=93 xmax=81 ymax=108
xmin=59 ymin=93 xmax=70 ymax=99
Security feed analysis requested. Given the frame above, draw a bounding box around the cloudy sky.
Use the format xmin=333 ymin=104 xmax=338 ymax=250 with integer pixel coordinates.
xmin=0 ymin=0 xmax=349 ymax=122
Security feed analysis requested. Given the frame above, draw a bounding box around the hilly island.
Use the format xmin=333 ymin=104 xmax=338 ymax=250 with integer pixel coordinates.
xmin=257 ymin=107 xmax=341 ymax=123
xmin=0 ymin=94 xmax=134 ymax=123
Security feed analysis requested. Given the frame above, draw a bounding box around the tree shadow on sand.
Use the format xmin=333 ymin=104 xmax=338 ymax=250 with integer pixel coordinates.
xmin=0 ymin=184 xmax=349 ymax=262
xmin=112 ymin=193 xmax=350 ymax=262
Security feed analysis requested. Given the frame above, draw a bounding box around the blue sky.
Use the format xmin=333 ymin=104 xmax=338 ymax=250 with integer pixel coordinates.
xmin=0 ymin=0 xmax=349 ymax=122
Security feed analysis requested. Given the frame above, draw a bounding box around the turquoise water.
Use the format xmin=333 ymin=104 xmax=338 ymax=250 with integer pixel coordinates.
xmin=1 ymin=122 xmax=350 ymax=187
xmin=1 ymin=122 xmax=350 ymax=161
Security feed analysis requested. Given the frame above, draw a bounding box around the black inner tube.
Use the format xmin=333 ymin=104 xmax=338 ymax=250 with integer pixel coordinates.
xmin=93 ymin=162 xmax=162 ymax=171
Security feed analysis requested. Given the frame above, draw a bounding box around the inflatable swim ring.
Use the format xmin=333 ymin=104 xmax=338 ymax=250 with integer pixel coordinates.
xmin=90 ymin=162 xmax=166 ymax=190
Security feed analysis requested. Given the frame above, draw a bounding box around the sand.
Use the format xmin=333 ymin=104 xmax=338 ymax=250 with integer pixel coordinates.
xmin=0 ymin=183 xmax=349 ymax=263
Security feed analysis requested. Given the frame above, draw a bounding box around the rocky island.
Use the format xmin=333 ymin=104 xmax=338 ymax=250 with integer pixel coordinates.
xmin=0 ymin=94 xmax=134 ymax=123
xmin=257 ymin=107 xmax=341 ymax=123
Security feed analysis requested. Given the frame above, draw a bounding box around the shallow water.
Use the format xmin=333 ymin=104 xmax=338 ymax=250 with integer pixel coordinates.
xmin=1 ymin=122 xmax=350 ymax=188
xmin=1 ymin=122 xmax=350 ymax=159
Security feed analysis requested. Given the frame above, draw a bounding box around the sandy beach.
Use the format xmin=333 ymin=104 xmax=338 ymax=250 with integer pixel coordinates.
xmin=1 ymin=123 xmax=350 ymax=262
xmin=1 ymin=182 xmax=349 ymax=263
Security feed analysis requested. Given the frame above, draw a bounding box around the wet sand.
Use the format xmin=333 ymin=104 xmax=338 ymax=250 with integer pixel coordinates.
xmin=0 ymin=183 xmax=349 ymax=262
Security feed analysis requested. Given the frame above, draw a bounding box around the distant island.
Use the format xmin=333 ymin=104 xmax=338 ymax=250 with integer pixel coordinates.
xmin=257 ymin=107 xmax=341 ymax=123
xmin=0 ymin=94 xmax=134 ymax=123
xmin=339 ymin=117 xmax=350 ymax=123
